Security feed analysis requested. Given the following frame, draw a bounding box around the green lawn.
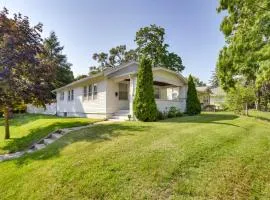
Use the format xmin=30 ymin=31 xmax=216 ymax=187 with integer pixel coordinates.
xmin=0 ymin=114 xmax=99 ymax=154
xmin=249 ymin=109 xmax=270 ymax=122
xmin=0 ymin=112 xmax=270 ymax=199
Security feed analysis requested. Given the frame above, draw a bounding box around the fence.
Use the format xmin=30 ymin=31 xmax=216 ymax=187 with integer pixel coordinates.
xmin=27 ymin=103 xmax=56 ymax=115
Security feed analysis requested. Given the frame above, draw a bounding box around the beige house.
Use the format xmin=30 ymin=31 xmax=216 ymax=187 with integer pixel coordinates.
xmin=53 ymin=61 xmax=188 ymax=120
xmin=196 ymin=86 xmax=226 ymax=110
xmin=196 ymin=86 xmax=212 ymax=108
xmin=210 ymin=87 xmax=226 ymax=109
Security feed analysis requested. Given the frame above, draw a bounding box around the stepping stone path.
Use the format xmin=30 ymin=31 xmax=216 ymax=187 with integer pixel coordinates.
xmin=0 ymin=122 xmax=109 ymax=162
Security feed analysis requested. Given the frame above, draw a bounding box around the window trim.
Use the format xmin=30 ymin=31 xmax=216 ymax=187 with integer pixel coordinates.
xmin=88 ymin=84 xmax=93 ymax=100
xmin=154 ymin=86 xmax=160 ymax=99
xmin=68 ymin=90 xmax=71 ymax=101
xmin=60 ymin=91 xmax=65 ymax=101
xmin=71 ymin=89 xmax=74 ymax=101
xmin=119 ymin=83 xmax=128 ymax=100
xmin=93 ymin=84 xmax=97 ymax=99
xmin=83 ymin=86 xmax=87 ymax=100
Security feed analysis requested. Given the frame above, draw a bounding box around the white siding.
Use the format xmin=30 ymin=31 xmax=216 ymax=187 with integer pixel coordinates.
xmin=56 ymin=79 xmax=107 ymax=118
xmin=156 ymin=99 xmax=186 ymax=113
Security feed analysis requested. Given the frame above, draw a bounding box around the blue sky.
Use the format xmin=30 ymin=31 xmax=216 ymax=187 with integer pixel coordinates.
xmin=1 ymin=0 xmax=225 ymax=83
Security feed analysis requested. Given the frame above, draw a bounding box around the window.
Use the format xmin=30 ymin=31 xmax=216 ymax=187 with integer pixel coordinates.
xmin=119 ymin=83 xmax=128 ymax=100
xmin=83 ymin=86 xmax=87 ymax=100
xmin=172 ymin=88 xmax=179 ymax=100
xmin=88 ymin=84 xmax=92 ymax=100
xmin=68 ymin=90 xmax=71 ymax=101
xmin=154 ymin=86 xmax=160 ymax=99
xmin=71 ymin=89 xmax=74 ymax=101
xmin=68 ymin=90 xmax=74 ymax=101
xmin=93 ymin=84 xmax=97 ymax=99
xmin=60 ymin=92 xmax=64 ymax=101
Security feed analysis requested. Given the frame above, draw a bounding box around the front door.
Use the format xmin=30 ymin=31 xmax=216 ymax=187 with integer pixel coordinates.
xmin=119 ymin=83 xmax=129 ymax=110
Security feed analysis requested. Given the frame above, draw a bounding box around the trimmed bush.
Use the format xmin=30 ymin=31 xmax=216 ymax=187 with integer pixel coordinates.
xmin=157 ymin=111 xmax=166 ymax=120
xmin=133 ymin=57 xmax=157 ymax=121
xmin=176 ymin=110 xmax=183 ymax=117
xmin=186 ymin=75 xmax=201 ymax=115
xmin=168 ymin=106 xmax=178 ymax=118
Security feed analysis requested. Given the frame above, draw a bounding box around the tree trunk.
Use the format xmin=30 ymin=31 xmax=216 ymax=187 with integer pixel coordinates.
xmin=4 ymin=107 xmax=10 ymax=139
xmin=256 ymin=89 xmax=261 ymax=111
xmin=245 ymin=102 xmax=249 ymax=116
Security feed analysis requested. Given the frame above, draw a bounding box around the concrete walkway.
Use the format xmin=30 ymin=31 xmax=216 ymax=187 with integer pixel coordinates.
xmin=0 ymin=120 xmax=116 ymax=162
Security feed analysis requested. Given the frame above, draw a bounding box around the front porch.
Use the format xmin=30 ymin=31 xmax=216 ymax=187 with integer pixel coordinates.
xmin=110 ymin=75 xmax=187 ymax=119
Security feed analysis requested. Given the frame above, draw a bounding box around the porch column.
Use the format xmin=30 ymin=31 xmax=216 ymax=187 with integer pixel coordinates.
xmin=129 ymin=74 xmax=137 ymax=116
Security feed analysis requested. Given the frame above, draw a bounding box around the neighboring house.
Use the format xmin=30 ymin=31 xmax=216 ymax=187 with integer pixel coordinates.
xmin=210 ymin=87 xmax=226 ymax=109
xmin=196 ymin=86 xmax=212 ymax=108
xmin=52 ymin=61 xmax=188 ymax=119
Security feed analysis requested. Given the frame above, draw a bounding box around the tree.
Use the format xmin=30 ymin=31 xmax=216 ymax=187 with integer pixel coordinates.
xmin=135 ymin=24 xmax=185 ymax=72
xmin=133 ymin=57 xmax=157 ymax=121
xmin=92 ymin=45 xmax=138 ymax=70
xmin=192 ymin=76 xmax=207 ymax=87
xmin=74 ymin=74 xmax=88 ymax=81
xmin=186 ymin=75 xmax=201 ymax=115
xmin=217 ymin=0 xmax=270 ymax=90
xmin=135 ymin=24 xmax=167 ymax=67
xmin=209 ymin=68 xmax=219 ymax=88
xmin=43 ymin=32 xmax=74 ymax=90
xmin=0 ymin=8 xmax=54 ymax=139
xmin=92 ymin=25 xmax=185 ymax=72
xmin=226 ymin=83 xmax=256 ymax=116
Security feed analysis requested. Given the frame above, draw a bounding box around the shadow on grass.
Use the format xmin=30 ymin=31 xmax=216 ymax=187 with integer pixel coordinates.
xmin=159 ymin=113 xmax=241 ymax=128
xmin=14 ymin=123 xmax=150 ymax=166
xmin=249 ymin=115 xmax=270 ymax=123
xmin=1 ymin=121 xmax=91 ymax=153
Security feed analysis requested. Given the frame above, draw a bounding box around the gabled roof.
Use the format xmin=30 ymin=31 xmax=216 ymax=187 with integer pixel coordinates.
xmin=196 ymin=86 xmax=212 ymax=93
xmin=52 ymin=61 xmax=187 ymax=92
xmin=52 ymin=72 xmax=103 ymax=92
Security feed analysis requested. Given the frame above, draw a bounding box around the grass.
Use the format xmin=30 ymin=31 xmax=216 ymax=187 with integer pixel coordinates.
xmin=0 ymin=114 xmax=99 ymax=154
xmin=249 ymin=109 xmax=270 ymax=122
xmin=0 ymin=112 xmax=270 ymax=199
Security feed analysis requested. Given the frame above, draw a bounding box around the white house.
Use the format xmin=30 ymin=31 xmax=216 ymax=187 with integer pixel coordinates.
xmin=52 ymin=61 xmax=188 ymax=120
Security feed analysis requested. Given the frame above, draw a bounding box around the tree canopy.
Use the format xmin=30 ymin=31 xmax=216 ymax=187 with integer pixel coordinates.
xmin=92 ymin=45 xmax=138 ymax=70
xmin=0 ymin=8 xmax=55 ymax=138
xmin=135 ymin=24 xmax=185 ymax=72
xmin=192 ymin=76 xmax=207 ymax=87
xmin=209 ymin=68 xmax=219 ymax=88
xmin=92 ymin=24 xmax=185 ymax=73
xmin=43 ymin=32 xmax=74 ymax=90
xmin=217 ymin=0 xmax=270 ymax=90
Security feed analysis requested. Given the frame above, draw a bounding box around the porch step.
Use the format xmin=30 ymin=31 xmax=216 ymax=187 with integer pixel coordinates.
xmin=109 ymin=110 xmax=131 ymax=121
xmin=113 ymin=110 xmax=130 ymax=116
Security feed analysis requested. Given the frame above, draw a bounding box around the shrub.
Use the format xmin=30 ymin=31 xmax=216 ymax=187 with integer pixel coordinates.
xmin=157 ymin=111 xmax=166 ymax=120
xmin=176 ymin=110 xmax=183 ymax=117
xmin=133 ymin=57 xmax=157 ymax=121
xmin=203 ymin=104 xmax=216 ymax=112
xmin=168 ymin=106 xmax=178 ymax=118
xmin=225 ymin=83 xmax=256 ymax=115
xmin=186 ymin=75 xmax=201 ymax=115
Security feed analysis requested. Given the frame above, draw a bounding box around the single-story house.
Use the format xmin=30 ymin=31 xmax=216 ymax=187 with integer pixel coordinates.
xmin=196 ymin=86 xmax=212 ymax=108
xmin=210 ymin=87 xmax=226 ymax=109
xmin=52 ymin=61 xmax=188 ymax=120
